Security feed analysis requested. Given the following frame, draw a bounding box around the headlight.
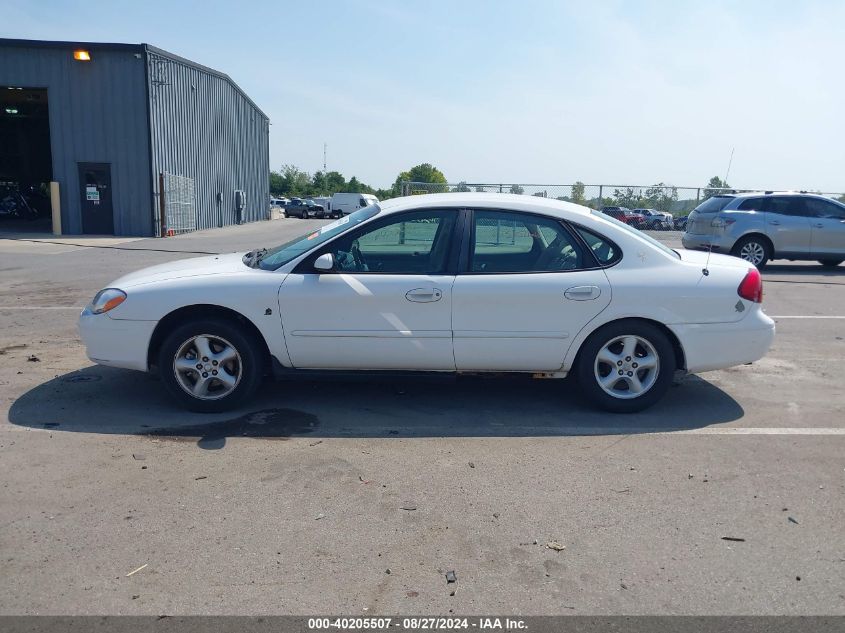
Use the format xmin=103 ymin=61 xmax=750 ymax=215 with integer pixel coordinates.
xmin=88 ymin=288 xmax=127 ymax=314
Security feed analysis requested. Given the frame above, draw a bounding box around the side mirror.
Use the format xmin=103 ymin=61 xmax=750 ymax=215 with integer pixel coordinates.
xmin=313 ymin=253 xmax=334 ymax=272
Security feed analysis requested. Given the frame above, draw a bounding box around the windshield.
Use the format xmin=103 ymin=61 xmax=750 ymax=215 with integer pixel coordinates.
xmin=591 ymin=210 xmax=680 ymax=259
xmin=257 ymin=205 xmax=380 ymax=270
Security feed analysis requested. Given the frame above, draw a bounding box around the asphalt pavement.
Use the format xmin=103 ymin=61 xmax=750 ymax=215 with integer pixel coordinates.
xmin=0 ymin=219 xmax=843 ymax=615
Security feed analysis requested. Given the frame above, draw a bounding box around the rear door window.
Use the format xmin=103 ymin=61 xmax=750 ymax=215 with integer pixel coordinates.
xmin=470 ymin=210 xmax=586 ymax=273
xmin=766 ymin=197 xmax=807 ymax=217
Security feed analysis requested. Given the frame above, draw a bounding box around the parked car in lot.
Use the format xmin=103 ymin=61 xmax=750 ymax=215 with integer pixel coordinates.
xmin=80 ymin=193 xmax=774 ymax=415
xmin=331 ymin=192 xmax=379 ymax=216
xmin=634 ymin=208 xmax=673 ymax=230
xmin=674 ymin=215 xmax=689 ymax=231
xmin=601 ymin=206 xmax=646 ymax=228
xmin=682 ymin=192 xmax=845 ymax=268
xmin=283 ymin=198 xmax=326 ymax=219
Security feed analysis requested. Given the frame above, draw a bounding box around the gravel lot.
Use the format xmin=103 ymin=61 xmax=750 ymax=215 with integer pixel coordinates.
xmin=1 ymin=220 xmax=843 ymax=615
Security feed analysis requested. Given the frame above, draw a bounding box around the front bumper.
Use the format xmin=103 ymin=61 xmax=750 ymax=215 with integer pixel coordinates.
xmin=669 ymin=309 xmax=775 ymax=374
xmin=78 ymin=309 xmax=157 ymax=372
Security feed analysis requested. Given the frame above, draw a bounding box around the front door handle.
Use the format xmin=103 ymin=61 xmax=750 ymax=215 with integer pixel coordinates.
xmin=405 ymin=288 xmax=443 ymax=303
xmin=815 ymin=223 xmax=825 ymax=228
xmin=564 ymin=285 xmax=601 ymax=301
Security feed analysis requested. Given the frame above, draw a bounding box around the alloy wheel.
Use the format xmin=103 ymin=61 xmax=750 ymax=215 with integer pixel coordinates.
xmin=739 ymin=241 xmax=766 ymax=266
xmin=173 ymin=334 xmax=242 ymax=400
xmin=593 ymin=335 xmax=660 ymax=400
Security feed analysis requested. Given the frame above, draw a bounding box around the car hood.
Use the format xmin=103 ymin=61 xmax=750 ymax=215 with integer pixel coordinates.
xmin=109 ymin=252 xmax=249 ymax=288
xmin=676 ymin=249 xmax=751 ymax=270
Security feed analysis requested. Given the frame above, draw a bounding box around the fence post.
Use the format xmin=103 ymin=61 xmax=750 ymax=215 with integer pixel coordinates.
xmin=598 ymin=185 xmax=603 ymax=208
xmin=158 ymin=172 xmax=166 ymax=237
xmin=696 ymin=188 xmax=700 ymax=205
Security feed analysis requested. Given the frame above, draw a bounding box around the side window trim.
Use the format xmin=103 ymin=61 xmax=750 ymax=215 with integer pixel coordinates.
xmin=293 ymin=208 xmax=461 ymax=275
xmin=459 ymin=208 xmax=599 ymax=275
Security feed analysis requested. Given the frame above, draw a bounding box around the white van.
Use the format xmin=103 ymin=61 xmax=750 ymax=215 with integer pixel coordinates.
xmin=331 ymin=193 xmax=379 ymax=216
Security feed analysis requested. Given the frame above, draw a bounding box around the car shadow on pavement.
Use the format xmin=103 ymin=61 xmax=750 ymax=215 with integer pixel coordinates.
xmin=8 ymin=365 xmax=745 ymax=449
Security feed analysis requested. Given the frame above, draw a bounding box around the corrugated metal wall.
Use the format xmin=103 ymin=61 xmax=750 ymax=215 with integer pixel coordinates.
xmin=0 ymin=44 xmax=154 ymax=236
xmin=146 ymin=49 xmax=269 ymax=233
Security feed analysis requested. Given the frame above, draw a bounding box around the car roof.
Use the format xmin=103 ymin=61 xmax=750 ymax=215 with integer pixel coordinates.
xmin=377 ymin=192 xmax=593 ymax=219
xmin=717 ymin=191 xmax=832 ymax=199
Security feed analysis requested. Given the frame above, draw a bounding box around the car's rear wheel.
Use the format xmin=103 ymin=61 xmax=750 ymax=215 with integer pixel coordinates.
xmin=731 ymin=236 xmax=770 ymax=269
xmin=158 ymin=318 xmax=263 ymax=412
xmin=575 ymin=321 xmax=675 ymax=413
xmin=818 ymin=259 xmax=844 ymax=268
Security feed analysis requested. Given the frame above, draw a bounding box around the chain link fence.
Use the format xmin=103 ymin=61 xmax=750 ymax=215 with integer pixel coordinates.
xmin=158 ymin=172 xmax=197 ymax=236
xmin=400 ymin=181 xmax=845 ymax=227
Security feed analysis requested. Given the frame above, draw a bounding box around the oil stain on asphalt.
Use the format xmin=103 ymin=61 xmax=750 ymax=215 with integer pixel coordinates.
xmin=145 ymin=408 xmax=318 ymax=450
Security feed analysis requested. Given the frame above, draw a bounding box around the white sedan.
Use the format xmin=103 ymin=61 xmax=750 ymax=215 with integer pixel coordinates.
xmin=79 ymin=193 xmax=775 ymax=413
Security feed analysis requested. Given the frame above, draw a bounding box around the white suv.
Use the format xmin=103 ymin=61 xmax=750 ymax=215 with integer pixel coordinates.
xmin=682 ymin=192 xmax=845 ymax=268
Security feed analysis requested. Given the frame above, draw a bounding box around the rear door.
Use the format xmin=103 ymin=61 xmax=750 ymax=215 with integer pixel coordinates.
xmin=452 ymin=209 xmax=611 ymax=371
xmin=763 ymin=196 xmax=811 ymax=255
xmin=803 ymin=197 xmax=845 ymax=258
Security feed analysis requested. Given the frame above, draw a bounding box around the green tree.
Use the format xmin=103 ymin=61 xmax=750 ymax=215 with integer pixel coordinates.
xmin=509 ymin=184 xmax=525 ymax=195
xmin=453 ymin=181 xmax=471 ymax=192
xmin=612 ymin=187 xmax=642 ymax=209
xmin=644 ymin=183 xmax=679 ymax=213
xmin=570 ymin=181 xmax=586 ymax=205
xmin=393 ymin=163 xmax=448 ymax=195
xmin=703 ymin=176 xmax=731 ymax=200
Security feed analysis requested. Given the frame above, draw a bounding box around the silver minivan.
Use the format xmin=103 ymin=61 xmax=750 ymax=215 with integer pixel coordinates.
xmin=682 ymin=192 xmax=845 ymax=268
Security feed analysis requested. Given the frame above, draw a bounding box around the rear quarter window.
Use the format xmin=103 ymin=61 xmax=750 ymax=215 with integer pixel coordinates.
xmin=694 ymin=196 xmax=735 ymax=213
xmin=574 ymin=226 xmax=622 ymax=266
xmin=737 ymin=197 xmax=766 ymax=211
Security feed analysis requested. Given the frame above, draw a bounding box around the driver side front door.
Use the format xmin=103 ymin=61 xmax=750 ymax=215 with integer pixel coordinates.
xmin=278 ymin=209 xmax=460 ymax=370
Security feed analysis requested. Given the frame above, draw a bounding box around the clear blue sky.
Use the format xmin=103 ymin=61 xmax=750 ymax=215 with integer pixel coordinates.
xmin=4 ymin=0 xmax=844 ymax=191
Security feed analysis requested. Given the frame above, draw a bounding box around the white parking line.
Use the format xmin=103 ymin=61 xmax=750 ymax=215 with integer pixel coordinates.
xmin=769 ymin=315 xmax=845 ymax=319
xmin=668 ymin=427 xmax=845 ymax=435
xmin=0 ymin=306 xmax=82 ymax=310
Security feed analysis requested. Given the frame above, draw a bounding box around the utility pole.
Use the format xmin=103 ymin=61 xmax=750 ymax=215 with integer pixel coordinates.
xmin=323 ymin=143 xmax=327 ymax=196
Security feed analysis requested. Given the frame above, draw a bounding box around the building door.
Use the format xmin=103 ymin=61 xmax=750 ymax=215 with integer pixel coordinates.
xmin=78 ymin=163 xmax=114 ymax=234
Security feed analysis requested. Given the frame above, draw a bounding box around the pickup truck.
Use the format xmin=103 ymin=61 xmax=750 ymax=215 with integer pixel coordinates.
xmin=284 ymin=198 xmax=327 ymax=219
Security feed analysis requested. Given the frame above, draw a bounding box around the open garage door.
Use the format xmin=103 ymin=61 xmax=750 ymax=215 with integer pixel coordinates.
xmin=0 ymin=86 xmax=53 ymax=233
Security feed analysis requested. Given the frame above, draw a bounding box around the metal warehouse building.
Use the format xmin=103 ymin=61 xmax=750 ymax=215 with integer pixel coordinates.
xmin=0 ymin=38 xmax=269 ymax=236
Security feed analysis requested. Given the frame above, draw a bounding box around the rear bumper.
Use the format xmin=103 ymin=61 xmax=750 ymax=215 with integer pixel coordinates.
xmin=681 ymin=233 xmax=733 ymax=252
xmin=78 ymin=309 xmax=156 ymax=372
xmin=669 ymin=309 xmax=775 ymax=373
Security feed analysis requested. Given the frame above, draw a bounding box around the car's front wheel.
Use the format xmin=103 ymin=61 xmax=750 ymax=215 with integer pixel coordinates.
xmin=575 ymin=320 xmax=675 ymax=413
xmin=158 ymin=318 xmax=264 ymax=412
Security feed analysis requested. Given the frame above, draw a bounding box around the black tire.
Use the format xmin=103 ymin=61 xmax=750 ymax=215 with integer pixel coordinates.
xmin=818 ymin=259 xmax=844 ymax=268
xmin=575 ymin=320 xmax=676 ymax=413
xmin=731 ymin=235 xmax=771 ymax=269
xmin=158 ymin=317 xmax=264 ymax=413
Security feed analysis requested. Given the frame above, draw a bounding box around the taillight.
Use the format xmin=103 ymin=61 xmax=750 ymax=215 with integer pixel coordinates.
xmin=737 ymin=268 xmax=763 ymax=303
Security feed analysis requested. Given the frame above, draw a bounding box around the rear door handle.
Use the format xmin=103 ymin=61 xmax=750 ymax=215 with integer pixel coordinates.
xmin=815 ymin=223 xmax=824 ymax=228
xmin=564 ymin=285 xmax=601 ymax=301
xmin=769 ymin=220 xmax=780 ymax=225
xmin=405 ymin=288 xmax=443 ymax=303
